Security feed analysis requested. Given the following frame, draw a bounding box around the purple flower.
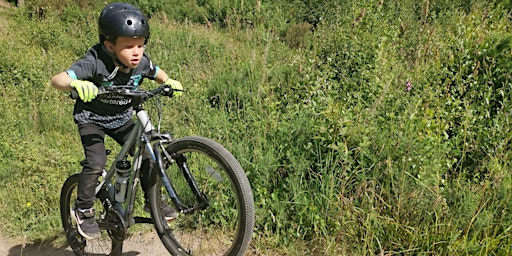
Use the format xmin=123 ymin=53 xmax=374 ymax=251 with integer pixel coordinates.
xmin=406 ymin=81 xmax=412 ymax=92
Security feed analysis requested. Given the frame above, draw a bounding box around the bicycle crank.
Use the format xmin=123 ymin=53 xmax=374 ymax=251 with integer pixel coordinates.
xmin=104 ymin=209 xmax=127 ymax=242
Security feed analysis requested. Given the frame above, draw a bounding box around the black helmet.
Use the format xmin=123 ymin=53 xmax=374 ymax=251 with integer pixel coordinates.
xmin=98 ymin=2 xmax=150 ymax=44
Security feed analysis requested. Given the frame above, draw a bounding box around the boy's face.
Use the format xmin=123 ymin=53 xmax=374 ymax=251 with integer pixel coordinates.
xmin=104 ymin=37 xmax=146 ymax=69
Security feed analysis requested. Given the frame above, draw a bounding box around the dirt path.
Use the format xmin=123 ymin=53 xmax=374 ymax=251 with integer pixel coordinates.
xmin=0 ymin=231 xmax=172 ymax=256
xmin=0 ymin=237 xmax=11 ymax=255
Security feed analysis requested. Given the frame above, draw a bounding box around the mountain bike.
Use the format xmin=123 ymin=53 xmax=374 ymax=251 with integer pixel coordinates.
xmin=59 ymin=84 xmax=255 ymax=256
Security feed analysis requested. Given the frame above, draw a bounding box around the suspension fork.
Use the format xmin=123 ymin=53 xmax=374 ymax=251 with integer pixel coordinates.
xmin=149 ymin=140 xmax=210 ymax=213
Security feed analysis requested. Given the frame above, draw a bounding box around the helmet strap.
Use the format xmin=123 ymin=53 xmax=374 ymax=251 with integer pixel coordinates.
xmin=107 ymin=66 xmax=120 ymax=80
xmin=113 ymin=56 xmax=129 ymax=69
xmin=101 ymin=43 xmax=129 ymax=70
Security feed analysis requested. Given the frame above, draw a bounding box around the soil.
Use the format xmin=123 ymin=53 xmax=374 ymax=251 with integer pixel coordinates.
xmin=0 ymin=231 xmax=172 ymax=256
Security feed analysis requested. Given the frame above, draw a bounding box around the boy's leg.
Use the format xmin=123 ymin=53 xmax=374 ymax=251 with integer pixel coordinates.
xmin=139 ymin=156 xmax=178 ymax=220
xmin=134 ymin=135 xmax=178 ymax=220
xmin=75 ymin=123 xmax=107 ymax=239
xmin=76 ymin=123 xmax=107 ymax=208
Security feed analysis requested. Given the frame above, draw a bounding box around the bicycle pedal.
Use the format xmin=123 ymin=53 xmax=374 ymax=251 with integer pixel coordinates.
xmin=134 ymin=216 xmax=153 ymax=224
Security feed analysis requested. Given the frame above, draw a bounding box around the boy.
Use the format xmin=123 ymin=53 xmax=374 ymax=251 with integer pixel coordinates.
xmin=51 ymin=2 xmax=182 ymax=239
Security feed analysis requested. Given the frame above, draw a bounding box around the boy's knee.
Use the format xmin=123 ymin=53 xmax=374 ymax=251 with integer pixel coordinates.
xmin=80 ymin=159 xmax=106 ymax=174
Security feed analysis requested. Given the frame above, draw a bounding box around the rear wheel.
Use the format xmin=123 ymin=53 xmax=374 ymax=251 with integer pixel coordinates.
xmin=148 ymin=136 xmax=255 ymax=255
xmin=60 ymin=174 xmax=124 ymax=256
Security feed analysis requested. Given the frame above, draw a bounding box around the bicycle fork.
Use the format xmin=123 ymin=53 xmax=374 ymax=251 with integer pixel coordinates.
xmin=143 ymin=134 xmax=210 ymax=214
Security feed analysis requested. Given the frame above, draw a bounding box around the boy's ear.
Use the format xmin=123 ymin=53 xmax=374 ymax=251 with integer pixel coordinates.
xmin=103 ymin=41 xmax=114 ymax=53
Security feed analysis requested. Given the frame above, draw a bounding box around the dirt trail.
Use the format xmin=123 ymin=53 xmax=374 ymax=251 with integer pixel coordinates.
xmin=0 ymin=237 xmax=11 ymax=255
xmin=0 ymin=231 xmax=172 ymax=256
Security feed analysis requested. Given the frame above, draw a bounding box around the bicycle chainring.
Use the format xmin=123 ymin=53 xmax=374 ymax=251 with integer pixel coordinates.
xmin=105 ymin=209 xmax=127 ymax=242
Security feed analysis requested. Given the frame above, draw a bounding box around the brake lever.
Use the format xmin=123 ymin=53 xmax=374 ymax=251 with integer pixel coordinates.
xmin=160 ymin=85 xmax=185 ymax=97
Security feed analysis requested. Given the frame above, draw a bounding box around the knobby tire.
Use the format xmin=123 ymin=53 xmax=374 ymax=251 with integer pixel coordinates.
xmin=148 ymin=136 xmax=255 ymax=256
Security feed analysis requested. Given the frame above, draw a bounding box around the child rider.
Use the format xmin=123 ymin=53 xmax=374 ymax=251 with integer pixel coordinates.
xmin=51 ymin=2 xmax=183 ymax=239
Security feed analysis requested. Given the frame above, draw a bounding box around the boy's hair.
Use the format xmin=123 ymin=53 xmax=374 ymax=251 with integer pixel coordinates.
xmin=98 ymin=2 xmax=150 ymax=45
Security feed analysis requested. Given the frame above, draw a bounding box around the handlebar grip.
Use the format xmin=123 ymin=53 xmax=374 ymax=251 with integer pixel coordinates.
xmin=69 ymin=88 xmax=78 ymax=99
xmin=150 ymin=85 xmax=168 ymax=95
xmin=69 ymin=86 xmax=106 ymax=100
xmin=151 ymin=84 xmax=185 ymax=97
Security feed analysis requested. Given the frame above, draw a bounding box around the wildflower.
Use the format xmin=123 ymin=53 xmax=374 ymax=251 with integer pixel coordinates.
xmin=406 ymin=81 xmax=412 ymax=92
xmin=26 ymin=202 xmax=32 ymax=207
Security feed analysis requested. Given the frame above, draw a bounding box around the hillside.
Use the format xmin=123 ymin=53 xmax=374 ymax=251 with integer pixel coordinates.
xmin=2 ymin=0 xmax=512 ymax=255
xmin=0 ymin=0 xmax=11 ymax=26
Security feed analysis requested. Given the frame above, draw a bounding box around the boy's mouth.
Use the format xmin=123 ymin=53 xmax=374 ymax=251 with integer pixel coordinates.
xmin=130 ymin=59 xmax=140 ymax=65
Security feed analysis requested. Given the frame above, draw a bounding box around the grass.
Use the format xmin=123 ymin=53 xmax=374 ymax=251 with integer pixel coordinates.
xmin=2 ymin=1 xmax=512 ymax=255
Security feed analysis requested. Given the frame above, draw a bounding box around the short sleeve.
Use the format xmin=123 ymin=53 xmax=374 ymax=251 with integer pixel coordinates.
xmin=140 ymin=53 xmax=159 ymax=80
xmin=67 ymin=49 xmax=98 ymax=81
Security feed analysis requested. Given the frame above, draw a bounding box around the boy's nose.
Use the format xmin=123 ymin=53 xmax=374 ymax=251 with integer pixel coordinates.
xmin=133 ymin=47 xmax=143 ymax=55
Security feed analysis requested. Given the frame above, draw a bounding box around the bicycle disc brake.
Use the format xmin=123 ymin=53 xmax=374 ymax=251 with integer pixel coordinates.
xmin=105 ymin=209 xmax=127 ymax=242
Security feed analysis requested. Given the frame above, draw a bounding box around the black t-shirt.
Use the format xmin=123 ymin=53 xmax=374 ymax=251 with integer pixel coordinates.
xmin=67 ymin=44 xmax=159 ymax=129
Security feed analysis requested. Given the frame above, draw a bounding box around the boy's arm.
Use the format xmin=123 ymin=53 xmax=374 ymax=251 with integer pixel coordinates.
xmin=51 ymin=72 xmax=73 ymax=92
xmin=154 ymin=69 xmax=170 ymax=84
xmin=155 ymin=69 xmax=183 ymax=97
xmin=50 ymin=71 xmax=98 ymax=102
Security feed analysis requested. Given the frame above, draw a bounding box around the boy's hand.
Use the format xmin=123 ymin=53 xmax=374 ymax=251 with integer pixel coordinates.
xmin=70 ymin=80 xmax=98 ymax=102
xmin=164 ymin=79 xmax=183 ymax=97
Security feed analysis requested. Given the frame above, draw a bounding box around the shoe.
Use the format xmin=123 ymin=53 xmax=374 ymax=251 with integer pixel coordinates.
xmin=144 ymin=202 xmax=179 ymax=221
xmin=72 ymin=208 xmax=101 ymax=239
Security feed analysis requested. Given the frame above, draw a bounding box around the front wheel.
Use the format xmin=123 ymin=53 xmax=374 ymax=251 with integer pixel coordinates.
xmin=148 ymin=136 xmax=255 ymax=255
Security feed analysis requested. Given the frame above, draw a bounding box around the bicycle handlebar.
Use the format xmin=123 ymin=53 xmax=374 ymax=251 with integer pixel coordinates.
xmin=69 ymin=84 xmax=183 ymax=104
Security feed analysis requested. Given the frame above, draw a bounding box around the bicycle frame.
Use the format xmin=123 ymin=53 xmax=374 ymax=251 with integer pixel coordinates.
xmin=94 ymin=111 xmax=144 ymax=221
xmin=95 ymin=105 xmax=209 ymax=226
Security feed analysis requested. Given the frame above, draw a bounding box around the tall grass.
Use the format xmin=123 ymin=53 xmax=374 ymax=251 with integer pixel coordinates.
xmin=1 ymin=0 xmax=512 ymax=254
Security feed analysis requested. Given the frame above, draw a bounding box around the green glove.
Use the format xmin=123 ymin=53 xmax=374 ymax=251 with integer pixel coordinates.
xmin=70 ymin=80 xmax=98 ymax=102
xmin=164 ymin=79 xmax=183 ymax=97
